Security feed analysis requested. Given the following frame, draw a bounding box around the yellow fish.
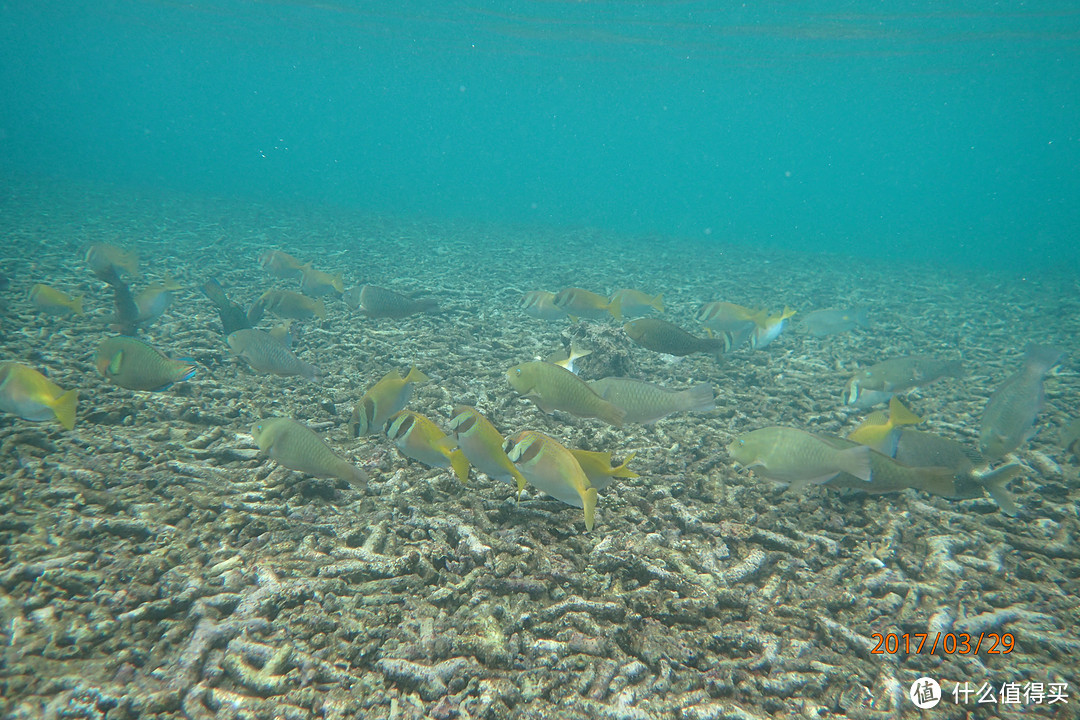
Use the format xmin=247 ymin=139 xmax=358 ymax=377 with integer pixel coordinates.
xmin=259 ymin=250 xmax=306 ymax=279
xmin=251 ymin=417 xmax=367 ymax=487
xmin=386 ymin=410 xmax=470 ymax=482
xmin=569 ymin=449 xmax=638 ymax=489
xmin=448 ymin=406 xmax=527 ymax=497
xmin=299 ymin=264 xmax=344 ymax=297
xmin=86 ymin=243 xmax=139 ymax=278
xmin=350 ymin=367 xmax=430 ymax=437
xmin=608 ymin=289 xmax=663 ymax=321
xmin=505 ymin=430 xmax=598 ymax=531
xmin=520 ymin=291 xmax=567 ymax=322
xmin=29 ymin=284 xmax=84 ymax=316
xmin=0 ymin=362 xmax=78 ymax=430
xmin=506 ymin=361 xmax=625 ymax=426
xmin=847 ymin=396 xmax=923 ymax=456
xmin=553 ymin=287 xmax=614 ymax=320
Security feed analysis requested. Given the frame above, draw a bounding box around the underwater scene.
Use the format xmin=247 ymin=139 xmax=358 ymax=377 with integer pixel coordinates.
xmin=1 ymin=2 xmax=1079 ymax=719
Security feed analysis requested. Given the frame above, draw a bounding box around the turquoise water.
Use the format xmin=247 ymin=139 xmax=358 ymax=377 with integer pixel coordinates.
xmin=2 ymin=1 xmax=1078 ymax=268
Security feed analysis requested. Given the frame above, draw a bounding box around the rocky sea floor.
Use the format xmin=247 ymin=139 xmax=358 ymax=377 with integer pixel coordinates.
xmin=1 ymin=182 xmax=1078 ymax=719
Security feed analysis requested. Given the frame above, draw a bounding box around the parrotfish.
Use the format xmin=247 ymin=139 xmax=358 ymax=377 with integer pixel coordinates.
xmin=29 ymin=284 xmax=84 ymax=316
xmin=589 ymin=377 xmax=716 ymax=424
xmin=95 ymin=337 xmax=196 ymax=391
xmin=727 ymin=427 xmax=872 ymax=489
xmin=349 ymin=367 xmax=430 ymax=437
xmin=553 ymin=287 xmax=614 ymax=321
xmin=798 ymin=308 xmax=870 ymax=337
xmin=248 ymin=289 xmax=326 ymax=324
xmin=227 ymin=329 xmax=320 ymax=381
xmin=86 ymin=243 xmax=139 ymax=279
xmin=448 ymin=405 xmax=527 ymax=497
xmin=847 ymin=396 xmax=922 ymax=456
xmin=251 ymin=417 xmax=367 ymax=487
xmin=520 ymin=291 xmax=568 ymax=322
xmin=608 ymin=289 xmax=663 ymax=320
xmin=569 ymin=449 xmax=638 ymax=489
xmin=346 ymin=285 xmax=437 ymax=319
xmin=506 ymin=361 xmax=625 ymax=426
xmin=844 ymin=355 xmax=963 ymax=407
xmin=386 ymin=410 xmax=470 ymax=482
xmin=979 ymin=344 xmax=1064 ymax=461
xmin=259 ymin=250 xmax=306 ymax=280
xmin=134 ymin=275 xmax=183 ymax=323
xmin=624 ymin=318 xmax=730 ymax=357
xmin=505 ymin=430 xmax=599 ymax=531
xmin=0 ymin=362 xmax=78 ymax=430
xmin=299 ymin=264 xmax=344 ymax=297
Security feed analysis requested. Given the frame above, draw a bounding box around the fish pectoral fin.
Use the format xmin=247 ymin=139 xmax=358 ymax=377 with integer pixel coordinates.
xmin=526 ymin=393 xmax=556 ymax=414
xmin=978 ymin=463 xmax=1023 ymax=517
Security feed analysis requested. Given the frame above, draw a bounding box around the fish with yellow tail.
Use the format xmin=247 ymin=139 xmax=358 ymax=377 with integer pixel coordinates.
xmin=350 ymin=367 xmax=430 ymax=437
xmin=248 ymin=289 xmax=326 ymax=325
xmin=504 ymin=430 xmax=599 ymax=531
xmin=844 ymin=355 xmax=963 ymax=407
xmin=520 ymin=291 xmax=567 ymax=322
xmin=259 ymin=250 xmax=306 ymax=279
xmin=86 ymin=243 xmax=139 ymax=279
xmin=749 ymin=306 xmax=796 ymax=349
xmin=251 ymin=417 xmax=367 ymax=487
xmin=29 ymin=284 xmax=84 ymax=316
xmin=299 ymin=264 xmax=344 ymax=297
xmin=608 ymin=289 xmax=663 ymax=320
xmin=134 ymin=274 xmax=183 ymax=323
xmin=506 ymin=361 xmax=625 ymax=426
xmin=544 ymin=341 xmax=592 ymax=375
xmin=0 ymin=362 xmax=78 ymax=430
xmin=980 ymin=344 xmax=1064 ymax=461
xmin=95 ymin=337 xmax=196 ymax=391
xmin=847 ymin=396 xmax=923 ymax=456
xmin=553 ymin=287 xmax=614 ymax=320
xmin=624 ymin=318 xmax=730 ymax=357
xmin=386 ymin=410 xmax=470 ymax=482
xmin=345 ymin=285 xmax=437 ymax=319
xmin=448 ymin=406 xmax=527 ymax=497
xmin=695 ymin=301 xmax=758 ymax=348
xmin=727 ymin=427 xmax=873 ymax=490
xmin=569 ymin=449 xmax=637 ymax=489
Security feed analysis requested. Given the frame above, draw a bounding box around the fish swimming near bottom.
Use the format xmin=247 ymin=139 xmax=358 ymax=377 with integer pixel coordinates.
xmin=589 ymin=377 xmax=715 ymax=424
xmin=608 ymin=289 xmax=663 ymax=320
xmin=299 ymin=264 xmax=344 ymax=297
xmin=520 ymin=291 xmax=568 ymax=322
xmin=227 ymin=329 xmax=320 ymax=381
xmin=624 ymin=318 xmax=730 ymax=357
xmin=248 ymin=289 xmax=327 ymax=324
xmin=251 ymin=417 xmax=367 ymax=487
xmin=0 ymin=362 xmax=78 ymax=430
xmin=134 ymin=275 xmax=183 ymax=324
xmin=979 ymin=344 xmax=1064 ymax=461
xmin=346 ymin=285 xmax=438 ymax=319
xmin=386 ymin=410 xmax=470 ymax=483
xmin=505 ymin=430 xmax=599 ymax=531
xmin=202 ymin=278 xmax=252 ymax=336
xmin=1060 ymin=418 xmax=1080 ymax=458
xmin=29 ymin=284 xmax=84 ymax=316
xmin=727 ymin=427 xmax=873 ymax=489
xmin=798 ymin=308 xmax=870 ymax=337
xmin=569 ymin=449 xmax=637 ymax=490
xmin=95 ymin=337 xmax=196 ymax=391
xmin=847 ymin=396 xmax=923 ymax=456
xmin=844 ymin=355 xmax=963 ymax=407
xmin=506 ymin=361 xmax=625 ymax=426
xmin=350 ymin=366 xmax=430 ymax=437
xmin=448 ymin=405 xmax=527 ymax=497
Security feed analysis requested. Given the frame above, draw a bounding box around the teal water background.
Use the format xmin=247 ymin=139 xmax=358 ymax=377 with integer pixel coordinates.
xmin=1 ymin=1 xmax=1077 ymax=270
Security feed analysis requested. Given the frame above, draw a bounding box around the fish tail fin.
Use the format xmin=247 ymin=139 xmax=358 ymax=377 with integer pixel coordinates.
xmin=781 ymin=306 xmax=797 ymax=320
xmin=340 ymin=462 xmax=369 ymax=490
xmin=652 ymin=293 xmax=664 ymax=313
xmin=300 ymin=361 xmax=321 ymax=382
xmin=404 ymin=367 xmax=430 ymax=384
xmin=511 ymin=467 xmax=528 ymax=501
xmin=1023 ymin=344 xmax=1064 ymax=375
xmin=449 ymin=449 xmax=470 ymax=483
xmin=314 ymin=301 xmax=327 ymax=320
xmin=332 ymin=274 xmax=344 ymax=294
xmin=162 ymin=273 xmax=182 ymax=291
xmin=978 ymin=463 xmax=1023 ymax=517
xmin=583 ymin=487 xmax=598 ymax=531
xmin=568 ymin=314 xmax=580 ymax=323
xmin=72 ymin=295 xmax=85 ymax=315
xmin=51 ymin=389 xmax=78 ymax=431
xmin=853 ymin=308 xmax=870 ymax=328
xmin=610 ymin=452 xmax=639 ymax=479
xmin=608 ymin=296 xmax=623 ymax=321
xmin=838 ymin=445 xmax=873 ymax=482
xmin=887 ymin=396 xmax=922 ymax=428
xmin=681 ymin=383 xmax=717 ymax=413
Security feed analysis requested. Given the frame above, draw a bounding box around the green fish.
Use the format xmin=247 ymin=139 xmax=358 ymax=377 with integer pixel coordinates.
xmin=589 ymin=377 xmax=715 ymax=424
xmin=251 ymin=417 xmax=367 ymax=487
xmin=608 ymin=289 xmax=663 ymax=321
xmin=448 ymin=406 xmax=527 ymax=497
xmin=29 ymin=284 xmax=84 ymax=316
xmin=95 ymin=337 xmax=196 ymax=391
xmin=0 ymin=362 xmax=78 ymax=430
xmin=349 ymin=367 xmax=430 ymax=437
xmin=727 ymin=427 xmax=873 ymax=489
xmin=844 ymin=355 xmax=963 ymax=407
xmin=506 ymin=361 xmax=625 ymax=426
xmin=979 ymin=344 xmax=1063 ymax=461
xmin=248 ymin=289 xmax=326 ymax=325
xmin=624 ymin=318 xmax=730 ymax=357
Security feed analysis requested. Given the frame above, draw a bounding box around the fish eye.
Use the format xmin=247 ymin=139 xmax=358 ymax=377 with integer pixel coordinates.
xmin=515 ymin=368 xmax=522 ymax=375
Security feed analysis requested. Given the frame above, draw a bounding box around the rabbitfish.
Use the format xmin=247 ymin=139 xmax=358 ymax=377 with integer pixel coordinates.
xmin=979 ymin=344 xmax=1063 ymax=461
xmin=30 ymin=284 xmax=84 ymax=316
xmin=505 ymin=430 xmax=598 ymax=531
xmin=227 ymin=329 xmax=319 ymax=380
xmin=95 ymin=337 xmax=196 ymax=391
xmin=448 ymin=406 xmax=527 ymax=496
xmin=521 ymin=291 xmax=568 ymax=321
xmin=86 ymin=243 xmax=139 ymax=279
xmin=506 ymin=361 xmax=625 ymax=426
xmin=589 ymin=377 xmax=715 ymax=424
xmin=0 ymin=362 xmax=78 ymax=430
xmin=259 ymin=250 xmax=306 ymax=279
xmin=553 ymin=287 xmax=614 ymax=320
xmin=569 ymin=449 xmax=637 ymax=490
xmin=252 ymin=417 xmax=367 ymax=486
xmin=847 ymin=396 xmax=922 ymax=456
xmin=299 ymin=264 xmax=344 ymax=297
xmin=350 ymin=367 xmax=429 ymax=436
xmin=386 ymin=410 xmax=470 ymax=482
xmin=799 ymin=308 xmax=870 ymax=337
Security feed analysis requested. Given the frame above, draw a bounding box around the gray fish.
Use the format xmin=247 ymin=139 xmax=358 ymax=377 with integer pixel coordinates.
xmin=727 ymin=427 xmax=873 ymax=488
xmin=227 ymin=329 xmax=319 ymax=381
xmin=979 ymin=344 xmax=1063 ymax=461
xmin=252 ymin=417 xmax=367 ymax=487
xmin=799 ymin=308 xmax=870 ymax=337
xmin=624 ymin=318 xmax=730 ymax=357
xmin=589 ymin=377 xmax=715 ymax=424
xmin=346 ymin=285 xmax=437 ymax=318
xmin=1059 ymin=418 xmax=1080 ymax=458
xmin=845 ymin=355 xmax=963 ymax=406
